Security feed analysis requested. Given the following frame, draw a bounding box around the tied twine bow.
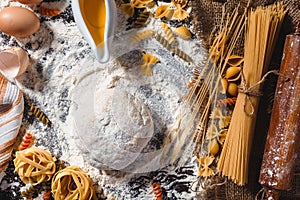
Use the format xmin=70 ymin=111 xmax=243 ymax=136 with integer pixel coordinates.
xmin=238 ymin=69 xmax=289 ymax=116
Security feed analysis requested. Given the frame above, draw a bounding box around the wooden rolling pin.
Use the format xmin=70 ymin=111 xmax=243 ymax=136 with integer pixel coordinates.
xmin=259 ymin=24 xmax=300 ymax=200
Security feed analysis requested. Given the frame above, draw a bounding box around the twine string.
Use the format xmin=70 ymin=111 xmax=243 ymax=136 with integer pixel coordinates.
xmin=255 ymin=187 xmax=266 ymax=200
xmin=238 ymin=70 xmax=289 ymax=116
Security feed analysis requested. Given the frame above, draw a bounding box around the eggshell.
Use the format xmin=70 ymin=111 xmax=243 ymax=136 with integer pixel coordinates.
xmin=0 ymin=47 xmax=29 ymax=80
xmin=17 ymin=0 xmax=42 ymax=4
xmin=0 ymin=7 xmax=40 ymax=38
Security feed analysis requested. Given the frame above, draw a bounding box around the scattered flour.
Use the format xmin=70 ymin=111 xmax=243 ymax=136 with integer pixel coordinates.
xmin=0 ymin=0 xmax=207 ymax=199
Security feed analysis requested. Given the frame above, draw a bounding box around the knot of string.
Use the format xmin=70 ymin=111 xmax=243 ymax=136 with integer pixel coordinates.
xmin=238 ymin=70 xmax=289 ymax=116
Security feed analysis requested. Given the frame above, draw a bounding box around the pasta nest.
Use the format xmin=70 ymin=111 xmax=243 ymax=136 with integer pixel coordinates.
xmin=51 ymin=166 xmax=97 ymax=200
xmin=14 ymin=147 xmax=56 ymax=185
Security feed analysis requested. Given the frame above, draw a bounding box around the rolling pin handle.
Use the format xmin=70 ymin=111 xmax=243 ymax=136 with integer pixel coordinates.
xmin=295 ymin=23 xmax=300 ymax=35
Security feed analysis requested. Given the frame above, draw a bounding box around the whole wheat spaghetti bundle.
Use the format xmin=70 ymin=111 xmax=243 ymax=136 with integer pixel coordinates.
xmin=217 ymin=3 xmax=286 ymax=185
xmin=162 ymin=5 xmax=246 ymax=167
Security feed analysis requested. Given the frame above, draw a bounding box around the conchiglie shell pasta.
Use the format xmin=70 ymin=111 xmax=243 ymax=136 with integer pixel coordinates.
xmin=208 ymin=139 xmax=219 ymax=156
xmin=173 ymin=26 xmax=192 ymax=40
xmin=227 ymin=82 xmax=238 ymax=96
xmin=225 ymin=66 xmax=241 ymax=79
xmin=227 ymin=54 xmax=244 ymax=66
xmin=219 ymin=78 xmax=228 ymax=94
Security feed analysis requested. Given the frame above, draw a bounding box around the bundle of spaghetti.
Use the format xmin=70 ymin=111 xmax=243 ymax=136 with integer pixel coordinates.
xmin=164 ymin=5 xmax=246 ymax=166
xmin=14 ymin=147 xmax=56 ymax=185
xmin=217 ymin=2 xmax=286 ymax=185
xmin=51 ymin=166 xmax=97 ymax=200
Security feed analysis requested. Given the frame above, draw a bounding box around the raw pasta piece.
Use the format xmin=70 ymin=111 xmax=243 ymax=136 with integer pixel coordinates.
xmin=18 ymin=132 xmax=34 ymax=151
xmin=39 ymin=6 xmax=61 ymax=17
xmin=135 ymin=0 xmax=153 ymax=8
xmin=131 ymin=30 xmax=154 ymax=43
xmin=197 ymin=156 xmax=215 ymax=177
xmin=14 ymin=147 xmax=56 ymax=185
xmin=29 ymin=105 xmax=51 ymax=125
xmin=206 ymin=124 xmax=218 ymax=140
xmin=52 ymin=166 xmax=97 ymax=200
xmin=133 ymin=10 xmax=151 ymax=28
xmin=173 ymin=26 xmax=192 ymax=40
xmin=161 ymin=22 xmax=176 ymax=44
xmin=173 ymin=8 xmax=189 ymax=21
xmin=171 ymin=0 xmax=188 ymax=9
xmin=121 ymin=3 xmax=135 ymax=16
xmin=155 ymin=5 xmax=173 ymax=19
xmin=227 ymin=54 xmax=244 ymax=67
xmin=152 ymin=182 xmax=163 ymax=200
xmin=141 ymin=52 xmax=159 ymax=75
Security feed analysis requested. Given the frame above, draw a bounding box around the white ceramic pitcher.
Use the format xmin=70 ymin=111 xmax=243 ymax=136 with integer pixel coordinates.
xmin=72 ymin=0 xmax=116 ymax=63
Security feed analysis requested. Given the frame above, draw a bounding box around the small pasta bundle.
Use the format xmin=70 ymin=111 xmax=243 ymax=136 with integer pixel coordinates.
xmin=14 ymin=147 xmax=56 ymax=185
xmin=52 ymin=166 xmax=97 ymax=200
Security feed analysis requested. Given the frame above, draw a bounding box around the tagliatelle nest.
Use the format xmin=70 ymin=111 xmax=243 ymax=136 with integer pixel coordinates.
xmin=14 ymin=147 xmax=56 ymax=185
xmin=51 ymin=166 xmax=97 ymax=200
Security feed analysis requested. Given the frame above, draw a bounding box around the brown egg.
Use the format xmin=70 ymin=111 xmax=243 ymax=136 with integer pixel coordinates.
xmin=17 ymin=0 xmax=42 ymax=4
xmin=0 ymin=7 xmax=40 ymax=38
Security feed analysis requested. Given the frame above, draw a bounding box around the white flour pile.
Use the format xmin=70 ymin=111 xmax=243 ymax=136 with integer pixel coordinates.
xmin=0 ymin=0 xmax=207 ymax=199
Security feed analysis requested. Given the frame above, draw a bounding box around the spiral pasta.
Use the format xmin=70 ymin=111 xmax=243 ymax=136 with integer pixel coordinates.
xmin=29 ymin=105 xmax=51 ymax=126
xmin=43 ymin=191 xmax=52 ymax=200
xmin=133 ymin=10 xmax=151 ymax=28
xmin=14 ymin=147 xmax=56 ymax=185
xmin=18 ymin=132 xmax=34 ymax=151
xmin=151 ymin=182 xmax=163 ymax=200
xmin=38 ymin=6 xmax=61 ymax=17
xmin=131 ymin=30 xmax=154 ymax=43
xmin=52 ymin=166 xmax=97 ymax=200
xmin=161 ymin=22 xmax=176 ymax=44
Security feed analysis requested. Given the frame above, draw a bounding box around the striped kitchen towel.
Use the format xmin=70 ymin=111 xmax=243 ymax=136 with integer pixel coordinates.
xmin=0 ymin=74 xmax=24 ymax=172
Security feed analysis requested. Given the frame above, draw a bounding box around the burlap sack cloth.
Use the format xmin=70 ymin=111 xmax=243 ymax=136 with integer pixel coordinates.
xmin=191 ymin=0 xmax=300 ymax=199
